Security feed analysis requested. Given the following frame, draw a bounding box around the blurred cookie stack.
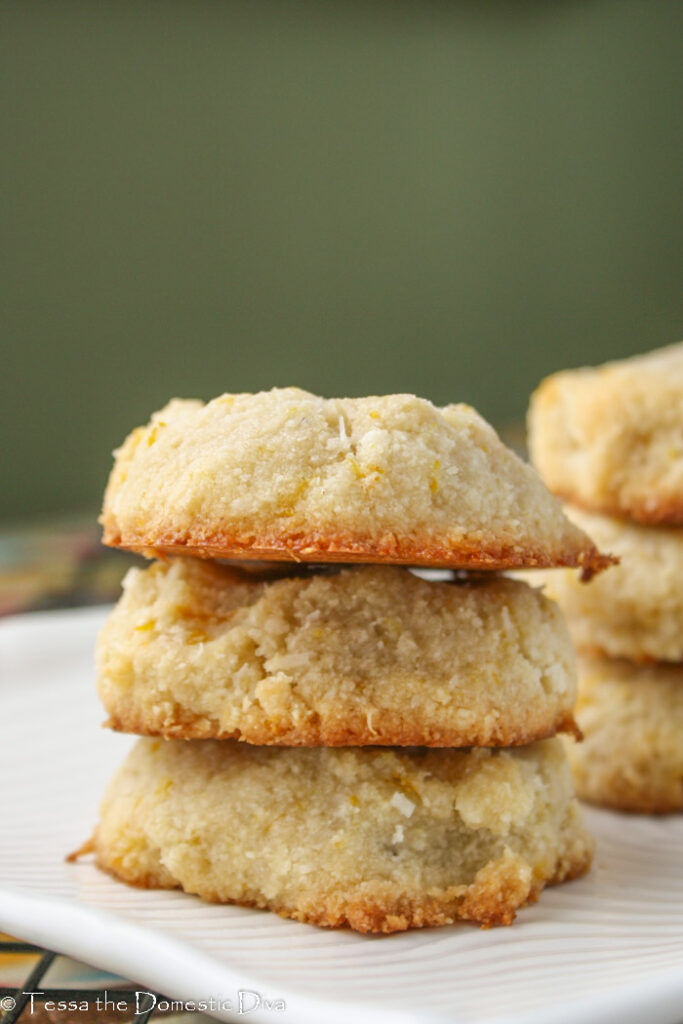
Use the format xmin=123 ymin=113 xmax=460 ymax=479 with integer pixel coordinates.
xmin=529 ymin=343 xmax=683 ymax=813
xmin=88 ymin=387 xmax=606 ymax=931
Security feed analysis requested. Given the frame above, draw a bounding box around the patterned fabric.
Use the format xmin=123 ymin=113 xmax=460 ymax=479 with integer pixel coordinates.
xmin=0 ymin=936 xmax=217 ymax=1020
xmin=0 ymin=529 xmax=215 ymax=1015
xmin=0 ymin=519 xmax=136 ymax=618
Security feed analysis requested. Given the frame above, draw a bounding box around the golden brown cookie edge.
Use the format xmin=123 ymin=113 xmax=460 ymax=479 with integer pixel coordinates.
xmin=101 ymin=522 xmax=613 ymax=574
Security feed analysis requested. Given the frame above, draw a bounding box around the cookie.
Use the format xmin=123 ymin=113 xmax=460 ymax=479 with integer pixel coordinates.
xmin=566 ymin=655 xmax=683 ymax=813
xmin=528 ymin=342 xmax=683 ymax=525
xmin=101 ymin=388 xmax=608 ymax=572
xmin=97 ymin=560 xmax=579 ymax=748
xmin=93 ymin=737 xmax=593 ymax=932
xmin=528 ymin=506 xmax=683 ymax=663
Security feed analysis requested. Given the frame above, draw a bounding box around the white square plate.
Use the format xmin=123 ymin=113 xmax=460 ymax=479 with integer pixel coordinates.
xmin=2 ymin=607 xmax=683 ymax=1024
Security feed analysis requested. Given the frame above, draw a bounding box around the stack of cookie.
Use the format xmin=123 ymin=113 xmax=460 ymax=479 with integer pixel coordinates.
xmin=528 ymin=343 xmax=683 ymax=813
xmin=89 ymin=388 xmax=606 ymax=932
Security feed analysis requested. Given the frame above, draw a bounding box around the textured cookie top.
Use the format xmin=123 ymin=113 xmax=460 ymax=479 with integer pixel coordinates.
xmin=101 ymin=388 xmax=607 ymax=571
xmin=97 ymin=560 xmax=578 ymax=747
xmin=567 ymin=654 xmax=683 ymax=814
xmin=529 ymin=506 xmax=683 ymax=663
xmin=528 ymin=343 xmax=683 ymax=525
xmin=94 ymin=736 xmax=593 ymax=931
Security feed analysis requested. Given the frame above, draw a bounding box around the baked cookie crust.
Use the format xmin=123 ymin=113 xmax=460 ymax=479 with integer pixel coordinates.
xmin=97 ymin=560 xmax=579 ymax=748
xmin=528 ymin=343 xmax=683 ymax=526
xmin=93 ymin=737 xmax=593 ymax=932
xmin=527 ymin=506 xmax=683 ymax=663
xmin=566 ymin=655 xmax=683 ymax=813
xmin=101 ymin=389 xmax=608 ymax=572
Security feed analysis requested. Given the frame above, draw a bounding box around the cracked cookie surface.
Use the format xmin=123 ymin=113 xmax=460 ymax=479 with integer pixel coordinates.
xmin=101 ymin=388 xmax=607 ymax=572
xmin=97 ymin=559 xmax=579 ymax=748
xmin=566 ymin=655 xmax=683 ymax=813
xmin=93 ymin=737 xmax=593 ymax=932
xmin=529 ymin=343 xmax=683 ymax=525
xmin=528 ymin=506 xmax=683 ymax=663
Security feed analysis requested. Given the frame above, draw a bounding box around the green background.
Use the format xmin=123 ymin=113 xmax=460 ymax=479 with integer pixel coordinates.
xmin=3 ymin=0 xmax=682 ymax=523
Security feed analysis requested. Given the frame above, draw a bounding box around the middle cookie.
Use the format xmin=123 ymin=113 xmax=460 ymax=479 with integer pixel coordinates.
xmin=97 ymin=560 xmax=577 ymax=747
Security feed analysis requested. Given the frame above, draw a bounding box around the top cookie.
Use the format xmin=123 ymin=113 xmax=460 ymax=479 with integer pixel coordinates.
xmin=528 ymin=343 xmax=683 ymax=525
xmin=101 ymin=388 xmax=607 ymax=571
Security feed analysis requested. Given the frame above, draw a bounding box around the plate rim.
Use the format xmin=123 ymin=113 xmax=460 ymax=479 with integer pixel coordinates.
xmin=3 ymin=605 xmax=683 ymax=1024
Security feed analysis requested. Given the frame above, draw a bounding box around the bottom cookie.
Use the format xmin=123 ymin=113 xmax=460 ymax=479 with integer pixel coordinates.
xmin=91 ymin=737 xmax=592 ymax=933
xmin=567 ymin=655 xmax=683 ymax=813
